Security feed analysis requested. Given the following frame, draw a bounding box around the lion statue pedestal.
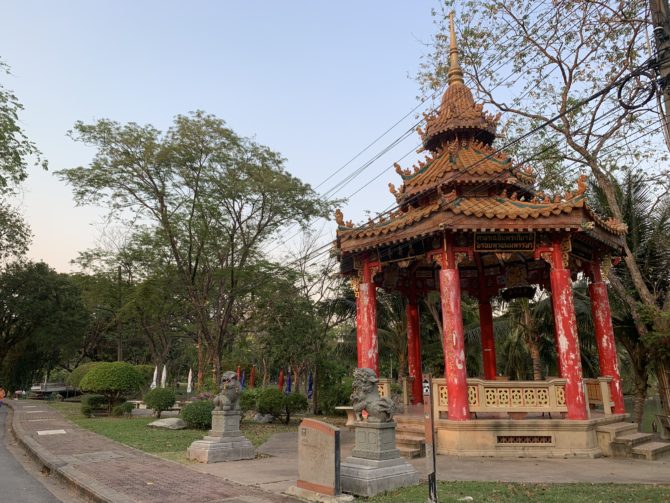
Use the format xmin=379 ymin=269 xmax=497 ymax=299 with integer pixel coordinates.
xmin=187 ymin=371 xmax=255 ymax=463
xmin=340 ymin=368 xmax=418 ymax=497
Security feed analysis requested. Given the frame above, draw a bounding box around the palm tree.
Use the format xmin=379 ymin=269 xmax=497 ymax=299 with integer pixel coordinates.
xmin=590 ymin=168 xmax=670 ymax=423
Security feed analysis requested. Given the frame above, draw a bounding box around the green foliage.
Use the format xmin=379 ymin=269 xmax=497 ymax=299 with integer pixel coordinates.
xmin=57 ymin=111 xmax=335 ymax=382
xmin=143 ymin=388 xmax=176 ymax=418
xmin=240 ymin=388 xmax=259 ymax=414
xmin=111 ymin=402 xmax=134 ymax=417
xmin=80 ymin=394 xmax=107 ymax=416
xmin=67 ymin=362 xmax=102 ymax=388
xmin=256 ymin=387 xmax=285 ymax=417
xmin=0 ymin=262 xmax=89 ymax=391
xmin=180 ymin=399 xmax=214 ymax=429
xmin=134 ymin=365 xmax=155 ymax=387
xmin=283 ymin=392 xmax=308 ymax=424
xmin=316 ymin=363 xmax=353 ymax=415
xmin=0 ymin=60 xmax=46 ymax=262
xmin=81 ymin=394 xmax=108 ymax=408
xmin=79 ymin=362 xmax=143 ymax=411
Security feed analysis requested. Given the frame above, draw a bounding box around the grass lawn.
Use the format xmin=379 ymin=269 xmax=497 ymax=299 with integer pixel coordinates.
xmin=49 ymin=402 xmax=300 ymax=464
xmin=368 ymin=481 xmax=670 ymax=502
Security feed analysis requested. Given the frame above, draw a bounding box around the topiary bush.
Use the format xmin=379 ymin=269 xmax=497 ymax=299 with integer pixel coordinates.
xmin=256 ymin=387 xmax=285 ymax=417
xmin=240 ymin=388 xmax=259 ymax=415
xmin=144 ymin=388 xmax=176 ymax=418
xmin=79 ymin=362 xmax=144 ymax=413
xmin=181 ymin=399 xmax=214 ymax=429
xmin=283 ymin=392 xmax=308 ymax=424
xmin=111 ymin=402 xmax=134 ymax=417
xmin=67 ymin=362 xmax=103 ymax=389
xmin=80 ymin=394 xmax=108 ymax=417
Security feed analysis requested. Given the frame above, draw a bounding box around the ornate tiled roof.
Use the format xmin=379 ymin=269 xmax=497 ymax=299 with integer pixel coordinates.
xmin=391 ymin=139 xmax=535 ymax=205
xmin=335 ymin=178 xmax=627 ymax=254
xmin=418 ymin=14 xmax=499 ymax=151
xmin=333 ymin=14 xmax=627 ymax=259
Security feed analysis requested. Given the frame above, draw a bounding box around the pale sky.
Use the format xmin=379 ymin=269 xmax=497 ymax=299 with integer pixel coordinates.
xmin=2 ymin=1 xmax=439 ymax=272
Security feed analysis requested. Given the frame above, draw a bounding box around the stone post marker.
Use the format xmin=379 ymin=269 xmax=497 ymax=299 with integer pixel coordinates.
xmin=187 ymin=370 xmax=255 ymax=463
xmin=287 ymin=419 xmax=353 ymax=502
xmin=340 ymin=368 xmax=418 ymax=497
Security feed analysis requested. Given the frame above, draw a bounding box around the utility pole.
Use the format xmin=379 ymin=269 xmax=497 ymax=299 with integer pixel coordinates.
xmin=650 ymin=0 xmax=670 ymax=149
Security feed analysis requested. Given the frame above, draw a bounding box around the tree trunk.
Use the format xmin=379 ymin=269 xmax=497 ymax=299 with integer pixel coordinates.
xmin=656 ymin=357 xmax=670 ymax=416
xmin=529 ymin=340 xmax=543 ymax=381
xmin=632 ymin=369 xmax=648 ymax=429
xmin=312 ymin=366 xmax=319 ymax=415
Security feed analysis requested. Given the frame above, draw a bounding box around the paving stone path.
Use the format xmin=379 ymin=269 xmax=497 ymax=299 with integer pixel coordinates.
xmin=8 ymin=401 xmax=300 ymax=503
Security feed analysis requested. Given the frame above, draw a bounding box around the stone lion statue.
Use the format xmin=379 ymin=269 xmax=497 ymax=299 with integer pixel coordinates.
xmin=351 ymin=367 xmax=395 ymax=423
xmin=213 ymin=371 xmax=241 ymax=411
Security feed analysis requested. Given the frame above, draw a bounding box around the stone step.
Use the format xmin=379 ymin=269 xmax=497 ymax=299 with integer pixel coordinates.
xmin=396 ymin=436 xmax=423 ymax=445
xmin=395 ymin=422 xmax=425 ymax=432
xmin=396 ymin=432 xmax=426 ymax=442
xmin=613 ymin=432 xmax=656 ymax=447
xmin=596 ymin=422 xmax=638 ymax=438
xmin=398 ymin=445 xmax=424 ymax=459
xmin=395 ymin=416 xmax=425 ymax=427
xmin=632 ymin=441 xmax=670 ymax=461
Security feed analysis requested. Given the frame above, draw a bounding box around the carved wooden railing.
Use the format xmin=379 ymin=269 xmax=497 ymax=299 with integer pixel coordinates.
xmin=431 ymin=378 xmax=569 ymax=416
xmin=583 ymin=377 xmax=614 ymax=415
xmin=377 ymin=378 xmax=392 ymax=399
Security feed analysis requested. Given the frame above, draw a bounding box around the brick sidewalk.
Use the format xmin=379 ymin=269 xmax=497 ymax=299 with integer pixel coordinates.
xmin=6 ymin=400 xmax=300 ymax=503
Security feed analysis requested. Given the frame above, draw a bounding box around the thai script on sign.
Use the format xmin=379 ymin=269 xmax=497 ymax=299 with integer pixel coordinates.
xmin=474 ymin=232 xmax=535 ymax=252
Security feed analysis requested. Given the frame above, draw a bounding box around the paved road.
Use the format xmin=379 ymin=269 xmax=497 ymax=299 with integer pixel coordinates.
xmin=0 ymin=405 xmax=63 ymax=503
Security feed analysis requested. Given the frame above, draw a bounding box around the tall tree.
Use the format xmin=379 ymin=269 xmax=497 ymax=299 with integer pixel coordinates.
xmin=57 ymin=111 xmax=332 ymax=385
xmin=422 ymin=1 xmax=670 ymax=415
xmin=0 ymin=59 xmax=46 ymax=261
xmin=591 ymin=169 xmax=670 ymax=420
xmin=0 ymin=262 xmax=89 ymax=389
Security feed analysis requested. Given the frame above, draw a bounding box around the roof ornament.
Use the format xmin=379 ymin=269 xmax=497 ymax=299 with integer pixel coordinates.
xmin=448 ymin=12 xmax=465 ymax=85
xmin=335 ymin=209 xmax=345 ymax=226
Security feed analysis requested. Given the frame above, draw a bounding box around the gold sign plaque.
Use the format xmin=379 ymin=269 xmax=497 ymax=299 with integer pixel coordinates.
xmin=474 ymin=232 xmax=535 ymax=252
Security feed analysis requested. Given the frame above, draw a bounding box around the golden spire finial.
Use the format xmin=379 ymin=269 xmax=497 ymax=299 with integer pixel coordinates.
xmin=448 ymin=12 xmax=464 ymax=85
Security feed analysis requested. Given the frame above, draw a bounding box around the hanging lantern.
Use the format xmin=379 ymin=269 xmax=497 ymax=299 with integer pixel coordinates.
xmin=500 ymin=263 xmax=536 ymax=301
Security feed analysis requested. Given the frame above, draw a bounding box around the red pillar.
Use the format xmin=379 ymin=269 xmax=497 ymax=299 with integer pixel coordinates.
xmin=440 ymin=237 xmax=470 ymax=420
xmin=357 ymin=257 xmax=379 ymax=375
xmin=549 ymin=239 xmax=588 ymax=420
xmin=589 ymin=260 xmax=625 ymax=414
xmin=406 ymin=291 xmax=423 ymax=404
xmin=479 ymin=296 xmax=497 ymax=380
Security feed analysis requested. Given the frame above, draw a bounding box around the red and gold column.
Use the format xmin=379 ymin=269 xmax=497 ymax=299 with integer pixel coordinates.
xmin=589 ymin=258 xmax=625 ymax=414
xmin=439 ymin=236 xmax=470 ymax=420
xmin=406 ymin=290 xmax=423 ymax=404
xmin=479 ymin=296 xmax=497 ymax=380
xmin=548 ymin=237 xmax=588 ymax=420
xmin=356 ymin=256 xmax=379 ymax=376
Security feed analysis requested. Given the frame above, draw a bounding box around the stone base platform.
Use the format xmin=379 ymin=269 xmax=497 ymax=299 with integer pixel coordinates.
xmin=187 ymin=432 xmax=255 ymax=463
xmin=340 ymin=457 xmax=418 ymax=497
xmin=433 ymin=413 xmax=628 ymax=458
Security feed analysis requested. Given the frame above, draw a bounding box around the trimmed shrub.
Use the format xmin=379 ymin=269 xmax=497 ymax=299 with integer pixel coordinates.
xmin=181 ymin=399 xmax=214 ymax=429
xmin=144 ymin=388 xmax=176 ymax=418
xmin=240 ymin=388 xmax=259 ymax=414
xmin=79 ymin=362 xmax=144 ymax=412
xmin=283 ymin=392 xmax=308 ymax=424
xmin=80 ymin=394 xmax=108 ymax=416
xmin=256 ymin=387 xmax=285 ymax=417
xmin=67 ymin=362 xmax=102 ymax=388
xmin=111 ymin=402 xmax=134 ymax=417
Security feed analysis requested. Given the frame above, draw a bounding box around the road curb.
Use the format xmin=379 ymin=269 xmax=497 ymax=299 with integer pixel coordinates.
xmin=5 ymin=401 xmax=132 ymax=503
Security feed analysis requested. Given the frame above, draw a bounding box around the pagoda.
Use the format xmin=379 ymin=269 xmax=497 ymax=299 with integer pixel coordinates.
xmin=334 ymin=13 xmax=627 ymax=439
